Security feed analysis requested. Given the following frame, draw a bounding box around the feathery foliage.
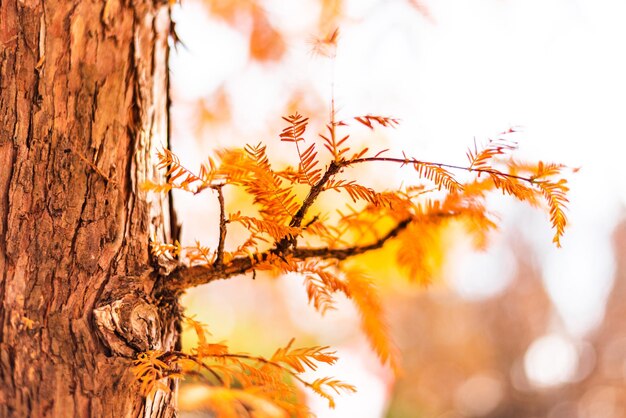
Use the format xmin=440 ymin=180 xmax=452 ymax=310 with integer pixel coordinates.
xmin=143 ymin=107 xmax=571 ymax=416
xmin=133 ymin=318 xmax=355 ymax=416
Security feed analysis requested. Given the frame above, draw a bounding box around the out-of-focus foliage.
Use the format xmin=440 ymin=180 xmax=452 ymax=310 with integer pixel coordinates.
xmin=387 ymin=220 xmax=626 ymax=418
xmin=203 ymin=0 xmax=341 ymax=62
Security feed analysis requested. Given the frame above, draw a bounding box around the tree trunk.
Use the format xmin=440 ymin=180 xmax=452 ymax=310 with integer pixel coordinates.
xmin=0 ymin=1 xmax=178 ymax=416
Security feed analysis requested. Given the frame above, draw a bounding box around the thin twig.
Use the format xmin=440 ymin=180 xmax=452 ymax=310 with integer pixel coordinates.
xmin=345 ymin=157 xmax=534 ymax=184
xmin=160 ymin=352 xmax=224 ymax=385
xmin=163 ymin=351 xmax=316 ymax=390
xmin=212 ymin=184 xmax=227 ymax=267
xmin=303 ymin=215 xmax=320 ymax=229
xmin=275 ymin=161 xmax=342 ymax=252
xmin=290 ymin=161 xmax=341 ymax=229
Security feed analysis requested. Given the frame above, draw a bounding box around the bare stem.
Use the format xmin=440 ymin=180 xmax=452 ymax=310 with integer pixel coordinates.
xmin=160 ymin=352 xmax=224 ymax=385
xmin=345 ymin=157 xmax=535 ymax=184
xmin=289 ymin=161 xmax=341 ymax=229
xmin=213 ymin=185 xmax=227 ymax=267
xmin=275 ymin=161 xmax=342 ymax=252
xmin=162 ymin=351 xmax=314 ymax=390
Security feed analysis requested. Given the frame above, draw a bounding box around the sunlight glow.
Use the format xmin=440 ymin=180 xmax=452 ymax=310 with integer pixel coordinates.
xmin=524 ymin=334 xmax=579 ymax=388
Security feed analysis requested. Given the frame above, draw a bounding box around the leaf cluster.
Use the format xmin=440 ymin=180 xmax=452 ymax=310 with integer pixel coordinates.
xmin=132 ymin=318 xmax=356 ymax=417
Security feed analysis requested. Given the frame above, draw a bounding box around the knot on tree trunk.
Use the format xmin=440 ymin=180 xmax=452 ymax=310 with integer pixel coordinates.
xmin=93 ymin=293 xmax=162 ymax=357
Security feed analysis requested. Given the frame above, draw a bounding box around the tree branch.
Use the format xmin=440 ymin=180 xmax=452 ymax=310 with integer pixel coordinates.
xmin=160 ymin=217 xmax=413 ymax=293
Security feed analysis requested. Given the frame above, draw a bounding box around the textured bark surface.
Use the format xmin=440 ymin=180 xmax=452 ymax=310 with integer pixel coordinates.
xmin=0 ymin=0 xmax=178 ymax=416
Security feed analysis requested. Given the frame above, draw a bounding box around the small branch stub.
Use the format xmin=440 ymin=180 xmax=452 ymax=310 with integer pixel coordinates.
xmin=93 ymin=294 xmax=162 ymax=357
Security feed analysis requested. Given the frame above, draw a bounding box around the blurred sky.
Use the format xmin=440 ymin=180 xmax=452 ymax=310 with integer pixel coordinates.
xmin=169 ymin=0 xmax=626 ymax=416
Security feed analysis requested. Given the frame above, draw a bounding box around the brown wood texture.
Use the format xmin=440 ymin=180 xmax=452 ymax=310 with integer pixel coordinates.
xmin=0 ymin=0 xmax=178 ymax=416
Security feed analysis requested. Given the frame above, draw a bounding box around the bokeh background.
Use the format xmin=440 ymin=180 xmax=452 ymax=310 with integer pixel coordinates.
xmin=167 ymin=0 xmax=626 ymax=416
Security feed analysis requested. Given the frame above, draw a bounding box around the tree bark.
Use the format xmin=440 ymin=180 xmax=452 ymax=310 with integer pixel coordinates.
xmin=0 ymin=0 xmax=178 ymax=416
